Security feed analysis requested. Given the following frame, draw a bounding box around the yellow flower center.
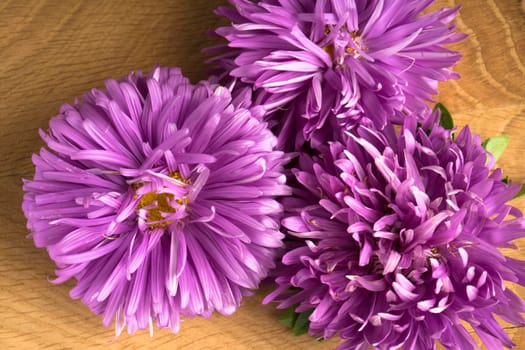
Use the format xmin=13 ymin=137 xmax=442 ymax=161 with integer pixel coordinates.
xmin=323 ymin=26 xmax=362 ymax=63
xmin=134 ymin=171 xmax=191 ymax=230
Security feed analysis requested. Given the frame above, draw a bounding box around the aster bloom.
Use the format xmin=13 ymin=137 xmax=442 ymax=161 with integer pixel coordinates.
xmin=265 ymin=114 xmax=525 ymax=349
xmin=209 ymin=0 xmax=464 ymax=143
xmin=22 ymin=67 xmax=290 ymax=335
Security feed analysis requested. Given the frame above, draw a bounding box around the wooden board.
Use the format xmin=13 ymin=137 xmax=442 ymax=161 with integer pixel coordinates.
xmin=0 ymin=1 xmax=523 ymax=349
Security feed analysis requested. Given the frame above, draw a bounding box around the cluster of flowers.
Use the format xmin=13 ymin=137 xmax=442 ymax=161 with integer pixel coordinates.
xmin=23 ymin=1 xmax=525 ymax=349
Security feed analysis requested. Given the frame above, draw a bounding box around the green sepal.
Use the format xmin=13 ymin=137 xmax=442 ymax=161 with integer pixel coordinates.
xmin=434 ymin=102 xmax=454 ymax=130
xmin=482 ymin=135 xmax=509 ymax=162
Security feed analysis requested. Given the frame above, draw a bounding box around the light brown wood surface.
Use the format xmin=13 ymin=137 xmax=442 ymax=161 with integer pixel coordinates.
xmin=0 ymin=1 xmax=524 ymax=349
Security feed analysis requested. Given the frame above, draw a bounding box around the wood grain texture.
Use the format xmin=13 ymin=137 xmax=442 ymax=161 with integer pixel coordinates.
xmin=0 ymin=1 xmax=523 ymax=349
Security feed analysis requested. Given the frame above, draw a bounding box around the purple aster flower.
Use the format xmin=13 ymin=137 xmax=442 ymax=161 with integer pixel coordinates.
xmin=22 ymin=66 xmax=290 ymax=335
xmin=265 ymin=113 xmax=525 ymax=349
xmin=209 ymin=0 xmax=464 ymax=143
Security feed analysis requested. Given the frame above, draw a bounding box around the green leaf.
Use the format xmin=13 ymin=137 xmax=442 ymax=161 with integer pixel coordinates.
xmin=482 ymin=135 xmax=509 ymax=162
xmin=293 ymin=309 xmax=313 ymax=336
xmin=434 ymin=103 xmax=454 ymax=130
xmin=279 ymin=306 xmax=314 ymax=336
xmin=500 ymin=177 xmax=525 ymax=199
xmin=279 ymin=306 xmax=299 ymax=328
xmin=514 ymin=185 xmax=525 ymax=199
